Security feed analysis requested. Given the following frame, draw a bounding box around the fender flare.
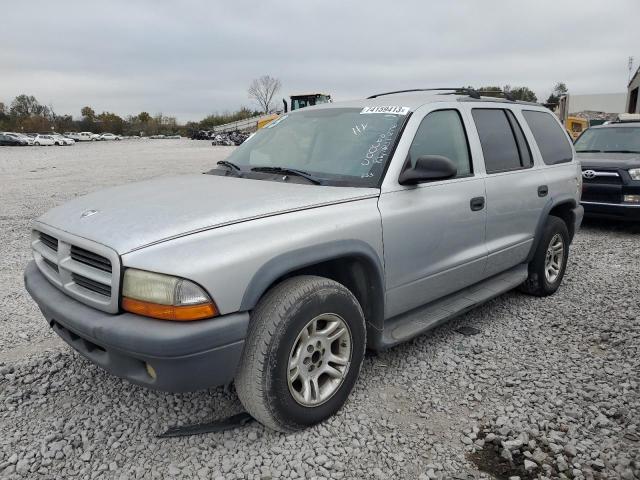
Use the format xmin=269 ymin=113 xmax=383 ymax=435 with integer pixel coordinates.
xmin=526 ymin=195 xmax=577 ymax=263
xmin=239 ymin=239 xmax=386 ymax=332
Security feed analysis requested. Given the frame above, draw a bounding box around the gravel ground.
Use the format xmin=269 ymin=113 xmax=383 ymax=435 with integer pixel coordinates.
xmin=0 ymin=141 xmax=638 ymax=479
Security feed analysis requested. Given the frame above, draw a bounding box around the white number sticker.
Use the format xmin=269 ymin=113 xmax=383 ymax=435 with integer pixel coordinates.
xmin=360 ymin=106 xmax=410 ymax=115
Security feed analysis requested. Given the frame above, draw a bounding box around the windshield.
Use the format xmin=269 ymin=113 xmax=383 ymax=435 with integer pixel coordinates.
xmin=575 ymin=126 xmax=640 ymax=153
xmin=218 ymin=107 xmax=409 ymax=187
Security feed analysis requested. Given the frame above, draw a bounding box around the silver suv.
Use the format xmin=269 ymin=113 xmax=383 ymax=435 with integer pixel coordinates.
xmin=24 ymin=88 xmax=583 ymax=431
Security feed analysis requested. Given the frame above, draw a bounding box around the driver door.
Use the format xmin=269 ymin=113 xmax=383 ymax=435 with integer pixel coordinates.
xmin=378 ymin=108 xmax=488 ymax=318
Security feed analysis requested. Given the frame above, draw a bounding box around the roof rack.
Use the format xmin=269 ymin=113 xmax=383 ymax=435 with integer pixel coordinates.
xmin=367 ymin=88 xmax=481 ymax=100
xmin=475 ymin=89 xmax=517 ymax=101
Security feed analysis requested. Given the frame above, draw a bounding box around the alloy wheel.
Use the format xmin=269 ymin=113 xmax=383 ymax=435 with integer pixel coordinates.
xmin=544 ymin=233 xmax=564 ymax=283
xmin=287 ymin=313 xmax=352 ymax=407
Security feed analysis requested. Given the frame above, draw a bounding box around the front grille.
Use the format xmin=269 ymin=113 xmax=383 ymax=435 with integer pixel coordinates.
xmin=32 ymin=229 xmax=119 ymax=312
xmin=70 ymin=246 xmax=112 ymax=273
xmin=39 ymin=232 xmax=58 ymax=251
xmin=582 ymin=191 xmax=621 ymax=203
xmin=582 ymin=169 xmax=622 ymax=185
xmin=43 ymin=257 xmax=59 ymax=272
xmin=71 ymin=273 xmax=112 ymax=297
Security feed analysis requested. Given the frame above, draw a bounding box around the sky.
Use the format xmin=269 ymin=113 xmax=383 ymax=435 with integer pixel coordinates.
xmin=2 ymin=0 xmax=638 ymax=123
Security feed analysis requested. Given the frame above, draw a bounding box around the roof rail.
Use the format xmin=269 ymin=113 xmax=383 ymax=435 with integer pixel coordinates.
xmin=367 ymin=88 xmax=481 ymax=100
xmin=475 ymin=89 xmax=517 ymax=101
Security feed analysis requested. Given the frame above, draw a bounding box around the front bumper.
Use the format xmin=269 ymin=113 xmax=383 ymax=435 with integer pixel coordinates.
xmin=581 ymin=201 xmax=640 ymax=221
xmin=24 ymin=261 xmax=249 ymax=392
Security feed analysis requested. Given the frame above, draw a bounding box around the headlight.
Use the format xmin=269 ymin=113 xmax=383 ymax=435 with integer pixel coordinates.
xmin=629 ymin=168 xmax=640 ymax=181
xmin=122 ymin=269 xmax=217 ymax=321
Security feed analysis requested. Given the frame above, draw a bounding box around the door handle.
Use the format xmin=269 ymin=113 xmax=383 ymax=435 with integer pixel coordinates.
xmin=538 ymin=185 xmax=548 ymax=197
xmin=470 ymin=196 xmax=485 ymax=211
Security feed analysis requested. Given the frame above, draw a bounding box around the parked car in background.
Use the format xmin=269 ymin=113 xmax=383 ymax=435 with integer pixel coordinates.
xmin=52 ymin=134 xmax=75 ymax=146
xmin=5 ymin=132 xmax=34 ymax=145
xmin=99 ymin=133 xmax=121 ymax=141
xmin=33 ymin=134 xmax=56 ymax=146
xmin=90 ymin=133 xmax=102 ymax=141
xmin=575 ymin=114 xmax=640 ymax=221
xmin=0 ymin=133 xmax=27 ymax=146
xmin=25 ymin=88 xmax=583 ymax=431
xmin=66 ymin=132 xmax=93 ymax=142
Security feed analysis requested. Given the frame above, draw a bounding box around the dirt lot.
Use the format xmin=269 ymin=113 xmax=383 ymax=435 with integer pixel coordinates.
xmin=0 ymin=140 xmax=638 ymax=479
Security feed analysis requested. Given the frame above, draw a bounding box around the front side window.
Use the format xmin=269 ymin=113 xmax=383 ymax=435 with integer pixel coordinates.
xmin=574 ymin=126 xmax=640 ymax=154
xmin=522 ymin=110 xmax=573 ymax=164
xmin=408 ymin=109 xmax=472 ymax=176
xmin=472 ymin=109 xmax=532 ymax=173
xmin=219 ymin=107 xmax=409 ymax=187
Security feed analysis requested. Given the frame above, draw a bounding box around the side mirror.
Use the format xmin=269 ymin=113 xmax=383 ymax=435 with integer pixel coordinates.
xmin=398 ymin=155 xmax=458 ymax=185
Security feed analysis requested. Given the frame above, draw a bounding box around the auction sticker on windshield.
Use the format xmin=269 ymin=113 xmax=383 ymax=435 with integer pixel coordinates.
xmin=360 ymin=106 xmax=410 ymax=115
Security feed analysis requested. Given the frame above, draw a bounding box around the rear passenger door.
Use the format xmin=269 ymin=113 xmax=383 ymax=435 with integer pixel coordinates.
xmin=470 ymin=108 xmax=548 ymax=277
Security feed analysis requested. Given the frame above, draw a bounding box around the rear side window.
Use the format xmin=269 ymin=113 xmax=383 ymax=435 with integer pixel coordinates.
xmin=408 ymin=109 xmax=472 ymax=177
xmin=522 ymin=110 xmax=573 ymax=164
xmin=471 ymin=109 xmax=532 ymax=173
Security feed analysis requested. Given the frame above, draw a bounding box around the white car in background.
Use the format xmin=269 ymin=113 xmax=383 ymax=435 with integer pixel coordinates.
xmin=99 ymin=133 xmax=121 ymax=141
xmin=52 ymin=134 xmax=75 ymax=146
xmin=90 ymin=133 xmax=102 ymax=141
xmin=33 ymin=134 xmax=56 ymax=146
xmin=66 ymin=132 xmax=93 ymax=142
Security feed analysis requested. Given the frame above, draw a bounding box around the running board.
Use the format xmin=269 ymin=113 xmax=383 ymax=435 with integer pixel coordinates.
xmin=379 ymin=264 xmax=528 ymax=349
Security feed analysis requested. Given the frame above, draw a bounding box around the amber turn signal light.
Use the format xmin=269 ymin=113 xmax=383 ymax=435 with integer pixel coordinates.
xmin=122 ymin=297 xmax=217 ymax=321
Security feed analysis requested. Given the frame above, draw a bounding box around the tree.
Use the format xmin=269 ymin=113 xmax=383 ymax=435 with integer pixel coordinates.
xmin=54 ymin=114 xmax=74 ymax=132
xmin=97 ymin=112 xmax=125 ymax=134
xmin=138 ymin=111 xmax=151 ymax=123
xmin=475 ymin=85 xmax=536 ymax=102
xmin=248 ymin=75 xmax=282 ymax=113
xmin=10 ymin=95 xmax=50 ymax=118
xmin=504 ymin=85 xmax=537 ymax=102
xmin=546 ymin=82 xmax=568 ymax=106
xmin=81 ymin=106 xmax=96 ymax=120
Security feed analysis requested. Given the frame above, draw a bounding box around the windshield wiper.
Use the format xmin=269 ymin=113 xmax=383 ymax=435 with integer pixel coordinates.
xmin=575 ymin=149 xmax=602 ymax=153
xmin=251 ymin=166 xmax=322 ymax=185
xmin=603 ymin=150 xmax=640 ymax=154
xmin=216 ymin=160 xmax=241 ymax=171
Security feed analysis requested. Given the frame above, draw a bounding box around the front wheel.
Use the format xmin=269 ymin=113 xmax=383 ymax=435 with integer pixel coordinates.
xmin=235 ymin=276 xmax=366 ymax=432
xmin=519 ymin=216 xmax=570 ymax=296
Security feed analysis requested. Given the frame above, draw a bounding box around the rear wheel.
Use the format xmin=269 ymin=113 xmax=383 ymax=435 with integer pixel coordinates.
xmin=519 ymin=216 xmax=569 ymax=296
xmin=235 ymin=276 xmax=366 ymax=432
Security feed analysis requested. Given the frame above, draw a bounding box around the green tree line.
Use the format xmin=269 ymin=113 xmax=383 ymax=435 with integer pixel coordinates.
xmin=0 ymin=94 xmax=261 ymax=136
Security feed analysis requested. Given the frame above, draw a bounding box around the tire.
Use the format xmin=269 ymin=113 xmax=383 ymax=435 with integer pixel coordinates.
xmin=34 ymin=142 xmax=40 ymax=146
xmin=235 ymin=275 xmax=366 ymax=432
xmin=519 ymin=216 xmax=570 ymax=296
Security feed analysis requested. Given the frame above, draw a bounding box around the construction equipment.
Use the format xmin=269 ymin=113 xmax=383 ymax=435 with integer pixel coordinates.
xmin=283 ymin=93 xmax=332 ymax=113
xmin=566 ymin=116 xmax=589 ymax=140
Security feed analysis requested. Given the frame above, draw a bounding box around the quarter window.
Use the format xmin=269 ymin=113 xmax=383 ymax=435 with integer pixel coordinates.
xmin=522 ymin=110 xmax=573 ymax=165
xmin=472 ymin=109 xmax=532 ymax=174
xmin=408 ymin=109 xmax=472 ymax=177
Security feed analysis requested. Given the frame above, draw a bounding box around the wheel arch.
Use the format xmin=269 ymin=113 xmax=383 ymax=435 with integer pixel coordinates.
xmin=240 ymin=240 xmax=385 ymax=336
xmin=527 ymin=195 xmax=577 ymax=263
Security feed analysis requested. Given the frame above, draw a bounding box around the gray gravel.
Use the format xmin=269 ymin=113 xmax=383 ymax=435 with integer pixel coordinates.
xmin=0 ymin=141 xmax=638 ymax=479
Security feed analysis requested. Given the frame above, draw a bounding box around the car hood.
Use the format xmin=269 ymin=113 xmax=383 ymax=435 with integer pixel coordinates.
xmin=35 ymin=174 xmax=378 ymax=254
xmin=577 ymin=152 xmax=640 ymax=169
